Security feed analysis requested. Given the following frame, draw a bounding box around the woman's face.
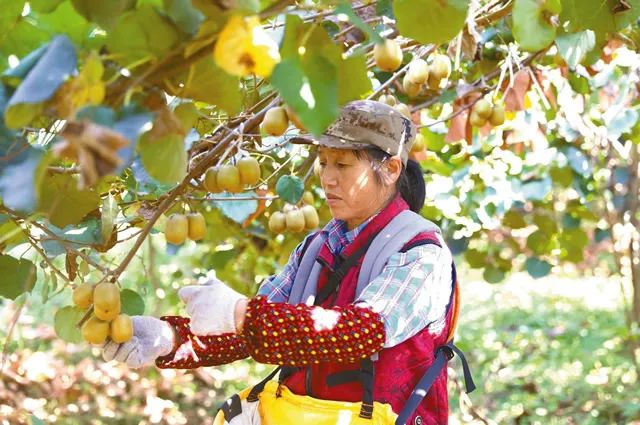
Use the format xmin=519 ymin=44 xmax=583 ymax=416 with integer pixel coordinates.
xmin=318 ymin=147 xmax=400 ymax=229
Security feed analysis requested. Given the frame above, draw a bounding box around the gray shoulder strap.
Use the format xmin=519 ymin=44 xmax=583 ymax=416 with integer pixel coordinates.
xmin=356 ymin=211 xmax=441 ymax=298
xmin=287 ymin=233 xmax=326 ymax=305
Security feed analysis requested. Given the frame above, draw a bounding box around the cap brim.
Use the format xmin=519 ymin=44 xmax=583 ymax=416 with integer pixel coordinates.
xmin=290 ymin=134 xmax=371 ymax=151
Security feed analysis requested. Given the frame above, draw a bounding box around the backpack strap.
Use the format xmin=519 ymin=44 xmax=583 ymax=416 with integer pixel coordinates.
xmin=287 ymin=232 xmax=326 ymax=305
xmin=356 ymin=211 xmax=441 ymax=299
xmin=394 ymin=339 xmax=476 ymax=425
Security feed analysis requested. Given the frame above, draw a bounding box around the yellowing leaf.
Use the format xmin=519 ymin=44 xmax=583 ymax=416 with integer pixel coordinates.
xmin=213 ymin=15 xmax=280 ymax=78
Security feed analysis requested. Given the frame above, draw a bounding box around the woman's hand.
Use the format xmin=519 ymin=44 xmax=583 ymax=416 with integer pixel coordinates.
xmin=178 ymin=277 xmax=247 ymax=336
xmin=102 ymin=316 xmax=175 ymax=368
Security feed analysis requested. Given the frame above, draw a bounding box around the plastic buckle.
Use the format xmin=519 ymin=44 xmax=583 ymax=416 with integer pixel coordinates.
xmin=436 ymin=345 xmax=455 ymax=361
xmin=358 ymin=402 xmax=374 ymax=419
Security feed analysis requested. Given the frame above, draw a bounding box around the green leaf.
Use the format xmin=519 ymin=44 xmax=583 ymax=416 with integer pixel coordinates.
xmin=555 ymin=30 xmax=595 ymax=69
xmin=71 ymin=0 xmax=136 ymax=30
xmin=213 ymin=192 xmax=258 ymax=224
xmin=0 ymin=142 xmax=45 ymax=213
xmin=275 ymin=175 xmax=304 ymax=204
xmin=30 ymin=0 xmax=65 ymax=13
xmin=1 ymin=43 xmax=48 ymax=88
xmin=337 ymin=54 xmax=372 ymax=104
xmin=37 ymin=174 xmax=101 ymax=228
xmin=0 ymin=0 xmax=23 ymax=36
xmin=525 ymin=257 xmax=552 ymax=278
xmin=550 ymin=166 xmax=573 ymax=187
xmin=138 ymin=133 xmax=187 ymax=185
xmin=121 ymin=288 xmax=145 ymax=315
xmin=163 ymin=0 xmax=205 ymax=34
xmin=502 ymin=210 xmax=527 ymax=229
xmin=273 ymin=57 xmax=338 ymax=136
xmin=334 ymin=2 xmax=383 ymax=43
xmin=614 ymin=0 xmax=640 ymax=29
xmin=526 ymin=229 xmax=554 ymax=255
xmin=483 ymin=265 xmax=506 ymax=284
xmin=394 ymin=0 xmax=469 ymax=45
xmin=166 ymin=57 xmax=241 ymax=115
xmin=533 ymin=213 xmax=558 ymax=235
xmin=513 ymin=0 xmax=561 ymax=52
xmin=568 ymin=72 xmax=590 ymax=94
xmin=274 ymin=14 xmax=360 ymax=135
xmin=560 ymin=0 xmax=615 ymax=43
xmin=41 ymin=220 xmax=102 ymax=258
xmin=54 ymin=305 xmax=84 ymax=343
xmin=464 ymin=248 xmax=486 ymax=268
xmin=4 ymin=36 xmax=76 ymax=129
xmin=0 ymin=255 xmax=37 ymax=300
xmin=423 ymin=129 xmax=446 ymax=152
xmin=106 ymin=4 xmax=181 ymax=65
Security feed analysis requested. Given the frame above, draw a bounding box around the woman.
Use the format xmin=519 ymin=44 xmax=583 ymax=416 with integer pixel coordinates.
xmin=102 ymin=100 xmax=459 ymax=425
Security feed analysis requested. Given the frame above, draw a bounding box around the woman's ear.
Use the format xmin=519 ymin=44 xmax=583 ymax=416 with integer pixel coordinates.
xmin=382 ymin=156 xmax=403 ymax=185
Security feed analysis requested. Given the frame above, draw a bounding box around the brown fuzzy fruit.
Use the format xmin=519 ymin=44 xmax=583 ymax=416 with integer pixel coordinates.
xmin=268 ymin=211 xmax=287 ymax=233
xmin=302 ymin=191 xmax=314 ymax=205
xmin=82 ymin=316 xmax=110 ymax=345
xmin=203 ymin=166 xmax=220 ymax=193
xmin=473 ymin=99 xmax=493 ymax=119
xmin=165 ymin=213 xmax=189 ymax=245
xmin=427 ymin=74 xmax=442 ymax=90
xmin=406 ymin=59 xmax=429 ymax=85
xmin=72 ymin=283 xmax=94 ymax=309
xmin=217 ymin=164 xmax=242 ymax=193
xmin=237 ymin=157 xmax=261 ymax=186
xmin=411 ymin=133 xmax=426 ymax=153
xmin=284 ymin=105 xmax=306 ymax=131
xmin=110 ymin=314 xmax=133 ymax=343
xmin=378 ymin=94 xmax=397 ymax=106
xmin=261 ymin=106 xmax=289 ymax=136
xmin=430 ymin=54 xmax=452 ymax=80
xmin=285 ymin=209 xmax=306 ymax=233
xmin=489 ymin=104 xmax=505 ymax=126
xmin=301 ymin=205 xmax=320 ymax=229
xmin=187 ymin=212 xmax=206 ymax=241
xmin=469 ymin=110 xmax=487 ymax=127
xmin=373 ymin=39 xmax=403 ymax=72
xmin=93 ymin=282 xmax=121 ymax=321
xmin=402 ymin=74 xmax=422 ymax=98
xmin=394 ymin=103 xmax=412 ymax=118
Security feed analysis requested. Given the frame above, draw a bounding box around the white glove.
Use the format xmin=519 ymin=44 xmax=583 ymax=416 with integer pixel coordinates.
xmin=219 ymin=398 xmax=261 ymax=425
xmin=178 ymin=275 xmax=247 ymax=336
xmin=102 ymin=316 xmax=175 ymax=368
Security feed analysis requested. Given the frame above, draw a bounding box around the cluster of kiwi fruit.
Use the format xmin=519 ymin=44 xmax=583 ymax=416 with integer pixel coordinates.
xmin=165 ymin=211 xmax=207 ymax=245
xmin=202 ymin=156 xmax=261 ymax=194
xmin=469 ymin=97 xmax=505 ymax=127
xmin=377 ymin=93 xmax=412 ymax=119
xmin=72 ymin=282 xmax=132 ymax=345
xmin=268 ymin=191 xmax=319 ymax=233
xmin=402 ymin=54 xmax=452 ymax=96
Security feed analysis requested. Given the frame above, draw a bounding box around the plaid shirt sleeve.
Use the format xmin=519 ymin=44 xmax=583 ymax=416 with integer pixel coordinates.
xmin=256 ymin=232 xmax=319 ymax=303
xmin=355 ymin=242 xmax=453 ymax=348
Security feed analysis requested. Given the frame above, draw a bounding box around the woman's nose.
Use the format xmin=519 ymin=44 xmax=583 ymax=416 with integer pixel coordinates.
xmin=320 ymin=167 xmax=337 ymax=187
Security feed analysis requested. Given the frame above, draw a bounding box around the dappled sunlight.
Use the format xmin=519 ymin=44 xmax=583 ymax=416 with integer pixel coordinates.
xmin=310 ymin=306 xmax=340 ymax=332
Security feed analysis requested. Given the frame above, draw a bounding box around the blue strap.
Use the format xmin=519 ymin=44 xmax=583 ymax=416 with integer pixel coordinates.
xmin=394 ymin=341 xmax=476 ymax=425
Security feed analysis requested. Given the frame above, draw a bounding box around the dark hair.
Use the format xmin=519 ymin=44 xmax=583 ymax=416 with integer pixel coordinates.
xmin=353 ymin=147 xmax=426 ymax=213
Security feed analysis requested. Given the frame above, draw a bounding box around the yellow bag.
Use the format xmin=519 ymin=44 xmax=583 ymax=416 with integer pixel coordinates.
xmin=214 ymin=381 xmax=397 ymax=425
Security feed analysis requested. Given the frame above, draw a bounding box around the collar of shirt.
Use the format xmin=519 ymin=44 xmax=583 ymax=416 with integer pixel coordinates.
xmin=320 ymin=214 xmax=377 ymax=256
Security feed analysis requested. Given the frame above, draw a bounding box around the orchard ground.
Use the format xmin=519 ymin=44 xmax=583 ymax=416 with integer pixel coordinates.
xmin=1 ymin=266 xmax=638 ymax=425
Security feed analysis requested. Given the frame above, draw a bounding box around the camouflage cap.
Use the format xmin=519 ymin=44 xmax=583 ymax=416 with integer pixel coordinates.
xmin=290 ymin=100 xmax=417 ymax=165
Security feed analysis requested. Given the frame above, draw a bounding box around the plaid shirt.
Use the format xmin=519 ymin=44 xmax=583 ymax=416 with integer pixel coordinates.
xmin=257 ymin=217 xmax=453 ymax=347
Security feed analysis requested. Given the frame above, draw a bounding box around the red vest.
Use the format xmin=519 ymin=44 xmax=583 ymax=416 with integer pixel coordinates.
xmin=284 ymin=196 xmax=454 ymax=425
